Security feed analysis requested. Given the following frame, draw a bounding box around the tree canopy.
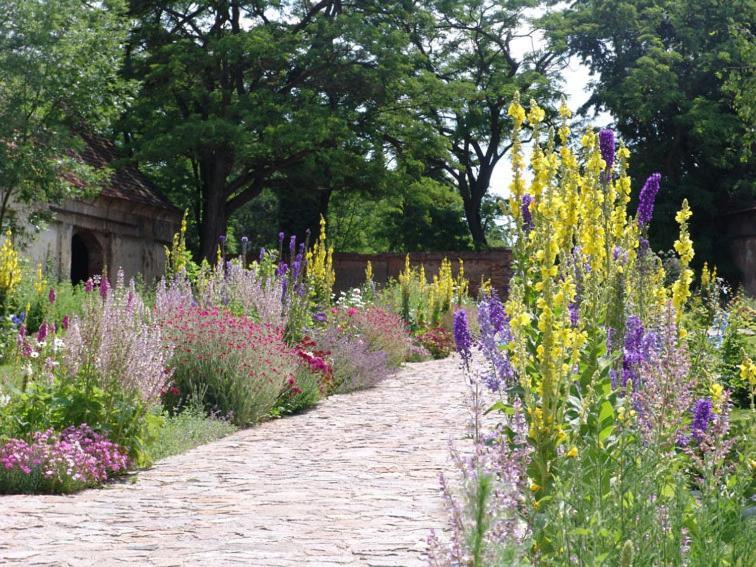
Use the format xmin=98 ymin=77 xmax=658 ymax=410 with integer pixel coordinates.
xmin=0 ymin=0 xmax=130 ymax=234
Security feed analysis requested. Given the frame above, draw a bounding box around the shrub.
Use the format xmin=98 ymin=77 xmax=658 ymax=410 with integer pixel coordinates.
xmin=315 ymin=324 xmax=393 ymax=393
xmin=333 ymin=306 xmax=413 ymax=367
xmin=0 ymin=424 xmax=129 ymax=494
xmin=416 ymin=327 xmax=454 ymax=359
xmin=145 ymin=406 xmax=236 ymax=462
xmin=65 ymin=271 xmax=173 ymax=405
xmin=162 ymin=306 xmax=295 ymax=426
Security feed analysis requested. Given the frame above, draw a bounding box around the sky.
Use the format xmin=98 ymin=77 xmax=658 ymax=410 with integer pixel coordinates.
xmin=488 ymin=10 xmax=612 ymax=198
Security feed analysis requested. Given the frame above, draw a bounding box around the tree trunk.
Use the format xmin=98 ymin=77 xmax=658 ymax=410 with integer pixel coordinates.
xmin=462 ymin=192 xmax=487 ymax=250
xmin=199 ymin=188 xmax=228 ymax=262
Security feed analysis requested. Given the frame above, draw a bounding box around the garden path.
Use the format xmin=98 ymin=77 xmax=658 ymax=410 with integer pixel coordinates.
xmin=0 ymin=357 xmax=468 ymax=567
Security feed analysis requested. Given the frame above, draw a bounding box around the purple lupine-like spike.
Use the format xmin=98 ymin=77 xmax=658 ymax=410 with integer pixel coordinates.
xmin=599 ymin=128 xmax=615 ymax=172
xmin=289 ymin=235 xmax=297 ymax=259
xmin=691 ymin=398 xmax=714 ymax=442
xmin=453 ymin=310 xmax=473 ymax=365
xmin=521 ymin=194 xmax=534 ymax=231
xmin=275 ymin=262 xmax=288 ymax=277
xmin=61 ymin=315 xmax=69 ymax=330
xmin=99 ymin=277 xmax=110 ymax=300
xmin=636 ymin=173 xmax=662 ymax=226
xmin=569 ymin=302 xmax=579 ymax=327
xmin=259 ymin=247 xmax=266 ymax=262
xmin=36 ymin=323 xmax=48 ymax=343
xmin=84 ymin=278 xmax=94 ymax=293
xmin=48 ymin=288 xmax=56 ymax=304
xmin=487 ymin=293 xmax=507 ymax=337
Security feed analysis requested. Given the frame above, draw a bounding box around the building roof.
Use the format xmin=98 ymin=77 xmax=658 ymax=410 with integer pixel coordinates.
xmin=74 ymin=130 xmax=180 ymax=213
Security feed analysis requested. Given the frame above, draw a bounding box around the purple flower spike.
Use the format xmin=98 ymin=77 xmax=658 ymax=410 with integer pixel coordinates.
xmin=453 ymin=310 xmax=473 ymax=365
xmin=521 ymin=194 xmax=534 ymax=231
xmin=278 ymin=232 xmax=285 ymax=244
xmin=636 ymin=173 xmax=662 ymax=226
xmin=84 ymin=278 xmax=94 ymax=293
xmin=48 ymin=288 xmax=56 ymax=304
xmin=259 ymin=247 xmax=266 ymax=262
xmin=99 ymin=277 xmax=110 ymax=300
xmin=599 ymin=129 xmax=615 ymax=172
xmin=61 ymin=315 xmax=69 ymax=330
xmin=691 ymin=398 xmax=713 ymax=442
xmin=36 ymin=323 xmax=48 ymax=343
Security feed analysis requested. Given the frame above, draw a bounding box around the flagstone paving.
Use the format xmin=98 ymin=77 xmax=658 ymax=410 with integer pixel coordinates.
xmin=0 ymin=357 xmax=468 ymax=566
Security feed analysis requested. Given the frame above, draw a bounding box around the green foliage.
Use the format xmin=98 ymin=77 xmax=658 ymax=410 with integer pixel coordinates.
xmin=545 ymin=0 xmax=756 ymax=281
xmin=124 ymin=1 xmax=436 ymax=260
xmin=145 ymin=405 xmax=236 ymax=463
xmin=271 ymin=367 xmax=322 ymax=418
xmin=0 ymin=0 xmax=131 ymax=233
xmin=0 ymin=373 xmax=157 ymax=467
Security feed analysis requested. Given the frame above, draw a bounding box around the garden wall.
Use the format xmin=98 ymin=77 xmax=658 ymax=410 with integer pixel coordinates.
xmin=333 ymin=249 xmax=513 ymax=296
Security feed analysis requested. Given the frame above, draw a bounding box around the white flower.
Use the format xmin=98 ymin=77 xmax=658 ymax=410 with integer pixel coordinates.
xmin=30 ymin=351 xmax=39 ymax=359
xmin=23 ymin=363 xmax=33 ymax=377
xmin=52 ymin=338 xmax=65 ymax=352
xmin=0 ymin=394 xmax=10 ymax=408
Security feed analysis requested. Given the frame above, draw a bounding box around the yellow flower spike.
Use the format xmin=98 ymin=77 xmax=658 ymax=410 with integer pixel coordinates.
xmin=0 ymin=230 xmax=21 ymax=300
xmin=364 ymin=260 xmax=373 ymax=284
xmin=530 ymin=483 xmax=542 ymax=493
xmin=508 ymin=92 xmax=526 ymax=126
xmin=528 ymin=99 xmax=545 ymax=124
xmin=559 ymin=98 xmax=572 ymax=119
xmin=710 ymin=383 xmax=724 ymax=406
xmin=565 ymin=446 xmax=579 ymax=458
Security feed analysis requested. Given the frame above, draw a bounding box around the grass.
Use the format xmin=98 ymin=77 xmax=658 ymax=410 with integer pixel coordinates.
xmin=146 ymin=406 xmax=237 ymax=462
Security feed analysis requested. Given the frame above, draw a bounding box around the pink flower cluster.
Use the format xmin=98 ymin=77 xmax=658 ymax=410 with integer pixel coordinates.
xmin=0 ymin=425 xmax=129 ymax=488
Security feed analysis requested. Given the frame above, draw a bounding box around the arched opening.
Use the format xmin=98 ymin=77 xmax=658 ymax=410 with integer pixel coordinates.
xmin=70 ymin=230 xmax=104 ymax=284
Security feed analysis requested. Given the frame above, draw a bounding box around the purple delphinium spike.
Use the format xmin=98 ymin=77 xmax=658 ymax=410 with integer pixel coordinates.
xmin=569 ymin=302 xmax=579 ymax=327
xmin=636 ymin=173 xmax=662 ymax=226
xmin=275 ymin=262 xmax=288 ymax=278
xmin=487 ymin=293 xmax=508 ymax=338
xmin=477 ymin=295 xmax=514 ymax=390
xmin=599 ymin=128 xmax=615 ymax=172
xmin=289 ymin=235 xmax=297 ymax=259
xmin=621 ymin=315 xmax=645 ymax=389
xmin=691 ymin=398 xmax=714 ymax=442
xmin=521 ymin=194 xmax=534 ymax=231
xmin=259 ymin=247 xmax=266 ymax=262
xmin=453 ymin=310 xmax=473 ymax=367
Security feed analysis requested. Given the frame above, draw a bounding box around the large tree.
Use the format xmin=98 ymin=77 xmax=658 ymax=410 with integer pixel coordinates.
xmin=124 ymin=0 xmax=438 ymax=260
xmin=0 ymin=0 xmax=130 ymax=233
xmin=398 ymin=0 xmax=563 ymax=249
xmin=545 ymin=0 xmax=755 ymax=279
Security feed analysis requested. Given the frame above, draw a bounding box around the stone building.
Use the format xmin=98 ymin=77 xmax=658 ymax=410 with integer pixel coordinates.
xmin=24 ymin=132 xmax=181 ymax=283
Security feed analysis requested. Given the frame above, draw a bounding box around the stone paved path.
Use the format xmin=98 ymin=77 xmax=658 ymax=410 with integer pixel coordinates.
xmin=0 ymin=358 xmax=468 ymax=566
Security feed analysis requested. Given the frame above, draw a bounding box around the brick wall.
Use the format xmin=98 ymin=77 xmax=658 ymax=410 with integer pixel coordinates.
xmin=333 ymin=249 xmax=513 ymax=296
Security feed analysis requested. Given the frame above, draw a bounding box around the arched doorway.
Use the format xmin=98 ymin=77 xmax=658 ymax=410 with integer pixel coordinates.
xmin=70 ymin=230 xmax=104 ymax=284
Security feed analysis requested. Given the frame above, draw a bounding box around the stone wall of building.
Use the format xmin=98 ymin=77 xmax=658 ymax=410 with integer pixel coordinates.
xmin=333 ymin=249 xmax=513 ymax=296
xmin=23 ymin=196 xmax=179 ymax=284
xmin=726 ymin=207 xmax=756 ymax=296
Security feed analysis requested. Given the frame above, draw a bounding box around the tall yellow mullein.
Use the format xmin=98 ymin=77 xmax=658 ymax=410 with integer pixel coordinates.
xmin=306 ymin=215 xmax=335 ymax=306
xmin=0 ymin=230 xmax=21 ymax=307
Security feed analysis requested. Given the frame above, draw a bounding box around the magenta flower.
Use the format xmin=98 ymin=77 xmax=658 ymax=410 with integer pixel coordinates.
xmin=48 ymin=287 xmax=56 ymax=304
